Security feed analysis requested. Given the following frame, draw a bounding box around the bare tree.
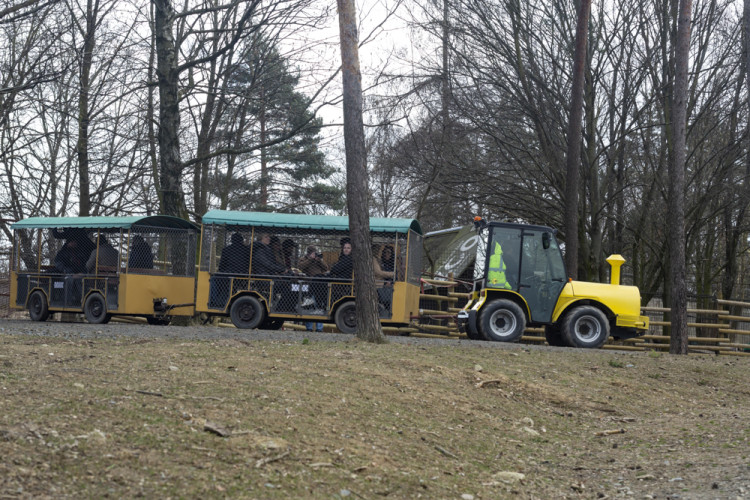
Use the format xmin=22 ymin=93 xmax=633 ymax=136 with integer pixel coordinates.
xmin=669 ymin=0 xmax=692 ymax=354
xmin=563 ymin=0 xmax=591 ymax=280
xmin=337 ymin=0 xmax=383 ymax=343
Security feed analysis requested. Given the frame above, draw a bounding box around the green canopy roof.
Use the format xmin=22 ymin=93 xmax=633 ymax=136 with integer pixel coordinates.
xmin=202 ymin=210 xmax=422 ymax=235
xmin=12 ymin=215 xmax=198 ymax=231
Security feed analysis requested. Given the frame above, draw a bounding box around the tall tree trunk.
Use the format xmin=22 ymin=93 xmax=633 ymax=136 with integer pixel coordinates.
xmin=337 ymin=0 xmax=383 ymax=343
xmin=148 ymin=1 xmax=163 ymax=213
xmin=76 ymin=0 xmax=97 ymax=216
xmin=563 ymin=0 xmax=591 ymax=280
xmin=260 ymin=98 xmax=268 ymax=210
xmin=153 ymin=0 xmax=187 ymax=219
xmin=669 ymin=0 xmax=692 ymax=354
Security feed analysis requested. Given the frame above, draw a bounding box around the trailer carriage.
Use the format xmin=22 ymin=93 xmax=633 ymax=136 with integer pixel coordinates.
xmin=10 ymin=216 xmax=199 ymax=324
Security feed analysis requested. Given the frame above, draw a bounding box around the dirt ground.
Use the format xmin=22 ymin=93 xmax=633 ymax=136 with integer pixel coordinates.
xmin=0 ymin=319 xmax=748 ymax=499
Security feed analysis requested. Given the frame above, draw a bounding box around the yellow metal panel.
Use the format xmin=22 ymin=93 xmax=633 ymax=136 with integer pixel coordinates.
xmin=9 ymin=271 xmax=20 ymax=310
xmin=390 ymin=281 xmax=420 ymax=323
xmin=195 ymin=271 xmax=212 ymax=313
xmin=120 ymin=274 xmax=195 ymax=316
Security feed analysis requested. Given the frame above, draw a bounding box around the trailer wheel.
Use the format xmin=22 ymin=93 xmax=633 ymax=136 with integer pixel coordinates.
xmin=544 ymin=324 xmax=567 ymax=346
xmin=561 ymin=306 xmax=610 ymax=348
xmin=28 ymin=291 xmax=50 ymax=322
xmin=84 ymin=293 xmax=111 ymax=324
xmin=335 ymin=301 xmax=357 ymax=334
xmin=230 ymin=296 xmax=265 ymax=329
xmin=478 ymin=299 xmax=525 ymax=342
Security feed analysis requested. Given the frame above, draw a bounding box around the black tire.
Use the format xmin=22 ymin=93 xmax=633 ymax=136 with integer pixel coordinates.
xmin=335 ymin=301 xmax=357 ymax=334
xmin=230 ymin=295 xmax=265 ymax=329
xmin=147 ymin=316 xmax=171 ymax=326
xmin=262 ymin=318 xmax=285 ymax=330
xmin=84 ymin=293 xmax=109 ymax=324
xmin=478 ymin=299 xmax=526 ymax=342
xmin=465 ymin=315 xmax=484 ymax=340
xmin=544 ymin=324 xmax=567 ymax=346
xmin=561 ymin=306 xmax=610 ymax=349
xmin=28 ymin=291 xmax=50 ymax=322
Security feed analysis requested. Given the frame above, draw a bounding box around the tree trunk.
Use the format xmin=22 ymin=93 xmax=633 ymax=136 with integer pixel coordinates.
xmin=153 ymin=0 xmax=187 ymax=219
xmin=337 ymin=0 xmax=384 ymax=343
xmin=669 ymin=0 xmax=692 ymax=354
xmin=147 ymin=1 xmax=163 ymax=214
xmin=76 ymin=0 xmax=97 ymax=216
xmin=563 ymin=0 xmax=591 ymax=280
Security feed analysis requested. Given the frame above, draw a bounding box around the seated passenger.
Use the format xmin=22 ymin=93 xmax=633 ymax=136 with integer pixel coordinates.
xmin=86 ymin=235 xmax=119 ymax=273
xmin=282 ymin=239 xmax=298 ymax=269
xmin=372 ymin=244 xmax=394 ymax=281
xmin=252 ymin=233 xmax=287 ymax=276
xmin=128 ymin=235 xmax=154 ymax=270
xmin=330 ymin=240 xmax=353 ymax=279
xmin=218 ymin=232 xmax=250 ymax=274
xmin=298 ymin=245 xmax=329 ymax=277
xmin=298 ymin=245 xmax=330 ymax=313
xmin=380 ymin=245 xmax=395 ymax=275
xmin=54 ymin=240 xmax=86 ymax=274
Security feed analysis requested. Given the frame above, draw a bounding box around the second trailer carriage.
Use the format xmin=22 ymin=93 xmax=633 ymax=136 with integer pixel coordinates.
xmin=196 ymin=210 xmax=423 ymax=332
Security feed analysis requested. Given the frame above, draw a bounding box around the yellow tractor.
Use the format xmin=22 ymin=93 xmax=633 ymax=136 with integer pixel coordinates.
xmin=456 ymin=218 xmax=649 ymax=348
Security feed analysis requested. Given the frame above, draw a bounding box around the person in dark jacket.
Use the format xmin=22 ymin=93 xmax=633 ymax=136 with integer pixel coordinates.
xmin=329 ymin=240 xmax=353 ymax=279
xmin=129 ymin=235 xmax=154 ymax=270
xmin=252 ymin=233 xmax=287 ymax=276
xmin=218 ymin=232 xmax=250 ymax=274
xmin=54 ymin=240 xmax=86 ymax=274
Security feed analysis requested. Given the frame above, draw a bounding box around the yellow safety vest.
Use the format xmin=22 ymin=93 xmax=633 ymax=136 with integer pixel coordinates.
xmin=488 ymin=242 xmax=511 ymax=289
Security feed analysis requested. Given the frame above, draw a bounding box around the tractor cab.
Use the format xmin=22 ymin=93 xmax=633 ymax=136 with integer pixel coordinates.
xmin=472 ymin=219 xmax=567 ymax=323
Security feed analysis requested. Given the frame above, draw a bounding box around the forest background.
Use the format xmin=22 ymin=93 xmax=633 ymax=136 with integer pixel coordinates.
xmin=1 ymin=0 xmax=750 ymax=309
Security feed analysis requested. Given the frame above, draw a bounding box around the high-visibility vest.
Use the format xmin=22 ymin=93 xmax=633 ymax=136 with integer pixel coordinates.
xmin=488 ymin=241 xmax=511 ymax=289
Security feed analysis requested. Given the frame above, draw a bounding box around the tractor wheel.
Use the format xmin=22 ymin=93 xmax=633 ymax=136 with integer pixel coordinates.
xmin=544 ymin=324 xmax=567 ymax=347
xmin=561 ymin=306 xmax=610 ymax=349
xmin=478 ymin=299 xmax=526 ymax=342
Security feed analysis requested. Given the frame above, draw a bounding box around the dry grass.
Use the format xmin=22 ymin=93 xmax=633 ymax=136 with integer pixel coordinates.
xmin=1 ymin=330 xmax=749 ymax=499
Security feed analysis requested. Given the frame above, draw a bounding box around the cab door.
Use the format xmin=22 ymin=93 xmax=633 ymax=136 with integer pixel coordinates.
xmin=517 ymin=230 xmax=567 ymax=323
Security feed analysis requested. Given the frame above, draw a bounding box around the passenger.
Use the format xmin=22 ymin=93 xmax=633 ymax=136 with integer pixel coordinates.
xmin=52 ymin=228 xmax=95 ymax=259
xmin=218 ymin=232 xmax=250 ymax=274
xmin=252 ymin=233 xmax=287 ymax=276
xmin=380 ymin=245 xmax=395 ymax=274
xmin=298 ymin=245 xmax=330 ymax=319
xmin=86 ymin=235 xmax=119 ymax=273
xmin=209 ymin=232 xmax=249 ymax=308
xmin=372 ymin=244 xmax=394 ymax=281
xmin=330 ymin=240 xmax=353 ymax=279
xmin=253 ymin=233 xmax=293 ymax=312
xmin=282 ymin=238 xmax=298 ymax=269
xmin=298 ymin=245 xmax=329 ymax=277
xmin=128 ymin=235 xmax=154 ymax=269
xmin=269 ymin=235 xmax=285 ymax=267
xmin=54 ymin=240 xmax=86 ymax=274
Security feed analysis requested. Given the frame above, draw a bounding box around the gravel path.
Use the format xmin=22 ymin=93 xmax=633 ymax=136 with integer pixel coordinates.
xmin=0 ymin=318 xmax=523 ymax=350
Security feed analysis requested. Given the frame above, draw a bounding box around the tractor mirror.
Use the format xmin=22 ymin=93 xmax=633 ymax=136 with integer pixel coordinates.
xmin=542 ymin=232 xmax=551 ymax=249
